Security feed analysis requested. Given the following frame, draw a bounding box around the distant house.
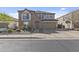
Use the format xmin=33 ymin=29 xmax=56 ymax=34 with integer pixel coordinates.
xmin=0 ymin=21 xmax=8 ymax=32
xmin=0 ymin=21 xmax=8 ymax=28
xmin=57 ymin=10 xmax=79 ymax=30
xmin=18 ymin=9 xmax=58 ymax=32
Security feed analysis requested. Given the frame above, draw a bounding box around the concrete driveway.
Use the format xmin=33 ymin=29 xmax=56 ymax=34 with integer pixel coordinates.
xmin=0 ymin=31 xmax=79 ymax=40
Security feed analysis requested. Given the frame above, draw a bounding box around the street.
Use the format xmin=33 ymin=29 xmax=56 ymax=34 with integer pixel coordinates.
xmin=0 ymin=31 xmax=79 ymax=52
xmin=0 ymin=39 xmax=79 ymax=52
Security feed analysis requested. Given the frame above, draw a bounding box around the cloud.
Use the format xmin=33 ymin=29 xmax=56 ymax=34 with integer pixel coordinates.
xmin=48 ymin=11 xmax=65 ymax=18
xmin=60 ymin=8 xmax=67 ymax=10
xmin=55 ymin=14 xmax=63 ymax=18
xmin=8 ymin=13 xmax=18 ymax=19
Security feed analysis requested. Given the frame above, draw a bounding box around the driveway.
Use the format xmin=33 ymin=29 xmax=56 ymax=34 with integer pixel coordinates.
xmin=0 ymin=31 xmax=79 ymax=40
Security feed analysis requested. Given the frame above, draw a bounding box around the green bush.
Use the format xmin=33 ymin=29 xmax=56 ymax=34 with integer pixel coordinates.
xmin=8 ymin=29 xmax=14 ymax=33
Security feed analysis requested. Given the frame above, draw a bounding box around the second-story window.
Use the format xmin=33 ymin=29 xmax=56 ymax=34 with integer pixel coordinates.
xmin=23 ymin=13 xmax=30 ymax=22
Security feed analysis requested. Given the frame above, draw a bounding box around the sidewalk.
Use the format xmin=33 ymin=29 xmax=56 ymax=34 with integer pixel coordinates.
xmin=0 ymin=31 xmax=79 ymax=40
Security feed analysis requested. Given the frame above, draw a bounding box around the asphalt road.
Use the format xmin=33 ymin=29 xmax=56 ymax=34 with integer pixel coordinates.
xmin=0 ymin=39 xmax=79 ymax=52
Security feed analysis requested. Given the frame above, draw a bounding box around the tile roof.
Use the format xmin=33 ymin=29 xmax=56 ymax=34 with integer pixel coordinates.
xmin=18 ymin=8 xmax=55 ymax=14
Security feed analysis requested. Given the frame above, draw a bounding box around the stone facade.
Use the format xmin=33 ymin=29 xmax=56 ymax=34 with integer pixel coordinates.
xmin=57 ymin=10 xmax=79 ymax=30
xmin=18 ymin=9 xmax=57 ymax=32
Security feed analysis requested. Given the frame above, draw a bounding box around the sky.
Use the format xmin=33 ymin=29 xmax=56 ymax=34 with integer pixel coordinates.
xmin=0 ymin=7 xmax=79 ymax=19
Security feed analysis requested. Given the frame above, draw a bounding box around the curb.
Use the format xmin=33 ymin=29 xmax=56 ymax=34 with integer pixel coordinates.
xmin=0 ymin=37 xmax=79 ymax=40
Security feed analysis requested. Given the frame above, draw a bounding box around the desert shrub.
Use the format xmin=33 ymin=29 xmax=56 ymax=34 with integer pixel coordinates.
xmin=8 ymin=29 xmax=14 ymax=33
xmin=16 ymin=29 xmax=21 ymax=32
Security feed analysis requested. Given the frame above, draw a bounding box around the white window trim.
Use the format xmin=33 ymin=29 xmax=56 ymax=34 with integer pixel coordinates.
xmin=21 ymin=13 xmax=31 ymax=22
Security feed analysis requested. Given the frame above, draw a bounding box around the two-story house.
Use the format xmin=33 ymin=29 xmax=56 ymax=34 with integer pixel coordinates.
xmin=18 ymin=9 xmax=58 ymax=32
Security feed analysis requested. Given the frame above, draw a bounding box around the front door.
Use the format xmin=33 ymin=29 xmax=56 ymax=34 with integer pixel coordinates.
xmin=35 ymin=21 xmax=40 ymax=32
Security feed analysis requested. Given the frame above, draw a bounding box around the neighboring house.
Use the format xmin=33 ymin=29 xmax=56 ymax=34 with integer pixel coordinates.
xmin=18 ymin=9 xmax=58 ymax=32
xmin=0 ymin=21 xmax=8 ymax=32
xmin=57 ymin=10 xmax=79 ymax=30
